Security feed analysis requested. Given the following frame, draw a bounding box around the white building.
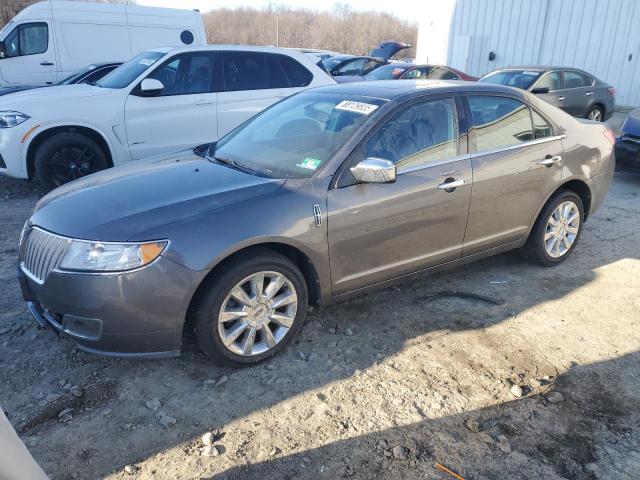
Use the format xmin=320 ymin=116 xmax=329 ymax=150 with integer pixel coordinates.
xmin=416 ymin=0 xmax=639 ymax=107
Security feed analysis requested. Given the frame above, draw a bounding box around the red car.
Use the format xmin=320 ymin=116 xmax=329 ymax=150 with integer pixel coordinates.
xmin=335 ymin=62 xmax=478 ymax=83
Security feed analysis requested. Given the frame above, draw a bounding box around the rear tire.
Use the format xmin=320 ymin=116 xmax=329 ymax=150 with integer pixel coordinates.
xmin=34 ymin=132 xmax=109 ymax=190
xmin=521 ymin=190 xmax=584 ymax=266
xmin=193 ymin=248 xmax=308 ymax=366
xmin=586 ymin=104 xmax=604 ymax=122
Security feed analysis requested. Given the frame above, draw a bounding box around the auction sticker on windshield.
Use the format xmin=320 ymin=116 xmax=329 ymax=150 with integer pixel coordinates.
xmin=335 ymin=100 xmax=379 ymax=115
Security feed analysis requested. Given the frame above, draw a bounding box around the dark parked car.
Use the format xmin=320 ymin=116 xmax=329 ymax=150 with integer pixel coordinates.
xmin=479 ymin=67 xmax=615 ymax=121
xmin=615 ymin=109 xmax=640 ymax=171
xmin=18 ymin=80 xmax=614 ymax=366
xmin=0 ymin=62 xmax=121 ymax=96
xmin=335 ymin=62 xmax=478 ymax=83
xmin=321 ymin=41 xmax=410 ymax=77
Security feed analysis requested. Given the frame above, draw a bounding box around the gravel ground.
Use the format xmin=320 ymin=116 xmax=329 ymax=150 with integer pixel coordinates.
xmin=0 ymin=166 xmax=639 ymax=480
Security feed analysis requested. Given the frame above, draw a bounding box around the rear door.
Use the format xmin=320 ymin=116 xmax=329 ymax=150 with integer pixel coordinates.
xmin=124 ymin=51 xmax=218 ymax=160
xmin=561 ymin=70 xmax=593 ymax=117
xmin=327 ymin=96 xmax=472 ymax=293
xmin=215 ymin=51 xmax=315 ymax=138
xmin=462 ymin=95 xmax=564 ymax=256
xmin=0 ymin=22 xmax=56 ymax=85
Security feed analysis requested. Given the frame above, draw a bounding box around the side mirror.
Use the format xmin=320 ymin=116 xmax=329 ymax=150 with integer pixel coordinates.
xmin=0 ymin=41 xmax=5 ymax=59
xmin=531 ymin=87 xmax=549 ymax=94
xmin=350 ymin=158 xmax=396 ymax=184
xmin=139 ymin=78 xmax=164 ymax=96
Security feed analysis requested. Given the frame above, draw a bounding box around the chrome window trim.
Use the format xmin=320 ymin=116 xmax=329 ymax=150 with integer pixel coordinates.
xmin=397 ymin=153 xmax=471 ymax=175
xmin=469 ymin=134 xmax=566 ymax=159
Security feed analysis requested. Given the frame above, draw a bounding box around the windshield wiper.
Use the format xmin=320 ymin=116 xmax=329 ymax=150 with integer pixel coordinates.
xmin=211 ymin=156 xmax=260 ymax=176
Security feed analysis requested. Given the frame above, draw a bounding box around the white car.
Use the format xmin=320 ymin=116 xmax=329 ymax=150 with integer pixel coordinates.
xmin=0 ymin=45 xmax=335 ymax=188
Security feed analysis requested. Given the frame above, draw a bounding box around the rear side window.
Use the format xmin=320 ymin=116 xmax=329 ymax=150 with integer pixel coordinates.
xmin=469 ymin=96 xmax=534 ymax=152
xmin=4 ymin=22 xmax=48 ymax=57
xmin=266 ymin=54 xmax=313 ymax=88
xmin=222 ymin=51 xmax=267 ymax=91
xmin=427 ymin=67 xmax=460 ymax=80
xmin=531 ymin=109 xmax=552 ymax=139
xmin=564 ymin=71 xmax=592 ymax=89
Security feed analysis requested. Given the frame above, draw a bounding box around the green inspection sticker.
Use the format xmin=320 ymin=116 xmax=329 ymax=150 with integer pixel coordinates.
xmin=297 ymin=158 xmax=322 ymax=170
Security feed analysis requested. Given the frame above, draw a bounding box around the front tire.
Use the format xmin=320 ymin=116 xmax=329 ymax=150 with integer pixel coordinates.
xmin=522 ymin=190 xmax=584 ymax=266
xmin=34 ymin=132 xmax=109 ymax=190
xmin=194 ymin=248 xmax=308 ymax=366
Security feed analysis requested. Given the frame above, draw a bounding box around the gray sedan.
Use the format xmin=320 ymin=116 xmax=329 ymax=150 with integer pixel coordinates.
xmin=479 ymin=67 xmax=616 ymax=121
xmin=17 ymin=80 xmax=615 ymax=366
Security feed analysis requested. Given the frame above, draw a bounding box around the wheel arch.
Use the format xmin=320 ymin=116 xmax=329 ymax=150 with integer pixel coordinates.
xmin=182 ymin=242 xmax=323 ymax=339
xmin=25 ymin=124 xmax=115 ymax=180
xmin=587 ymin=101 xmax=605 ymax=119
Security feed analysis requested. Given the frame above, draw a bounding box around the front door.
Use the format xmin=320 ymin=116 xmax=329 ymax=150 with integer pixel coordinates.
xmin=328 ymin=96 xmax=472 ymax=293
xmin=463 ymin=95 xmax=564 ymax=256
xmin=124 ymin=52 xmax=218 ymax=160
xmin=0 ymin=22 xmax=56 ymax=86
xmin=531 ymin=70 xmax=564 ymax=110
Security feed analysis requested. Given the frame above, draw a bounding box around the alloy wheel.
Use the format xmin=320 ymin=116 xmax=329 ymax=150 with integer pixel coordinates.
xmin=588 ymin=108 xmax=602 ymax=121
xmin=544 ymin=201 xmax=581 ymax=258
xmin=217 ymin=271 xmax=298 ymax=356
xmin=47 ymin=145 xmax=98 ymax=186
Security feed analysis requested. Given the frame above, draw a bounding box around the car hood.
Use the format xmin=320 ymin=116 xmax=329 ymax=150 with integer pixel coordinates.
xmin=30 ymin=150 xmax=285 ymax=242
xmin=0 ymin=85 xmax=42 ymax=96
xmin=622 ymin=109 xmax=640 ymax=134
xmin=369 ymin=41 xmax=410 ymax=60
xmin=0 ymin=83 xmax=112 ymax=108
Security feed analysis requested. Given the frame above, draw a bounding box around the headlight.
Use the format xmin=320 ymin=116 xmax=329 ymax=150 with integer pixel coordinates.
xmin=58 ymin=240 xmax=168 ymax=272
xmin=0 ymin=111 xmax=30 ymax=128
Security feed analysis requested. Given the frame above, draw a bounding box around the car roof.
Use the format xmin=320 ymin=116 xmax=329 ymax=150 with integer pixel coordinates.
xmin=489 ymin=66 xmax=594 ymax=73
xmin=146 ymin=45 xmax=320 ymax=55
xmin=310 ymin=79 xmax=527 ymax=101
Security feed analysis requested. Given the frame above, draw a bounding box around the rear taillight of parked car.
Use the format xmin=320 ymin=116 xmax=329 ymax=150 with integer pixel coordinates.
xmin=608 ymin=87 xmax=616 ymax=97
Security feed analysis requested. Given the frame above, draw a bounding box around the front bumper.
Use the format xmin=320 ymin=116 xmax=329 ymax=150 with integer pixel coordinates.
xmin=0 ymin=120 xmax=33 ymax=179
xmin=17 ymin=256 xmax=207 ymax=358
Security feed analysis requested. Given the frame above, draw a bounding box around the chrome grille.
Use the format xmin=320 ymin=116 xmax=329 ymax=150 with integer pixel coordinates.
xmin=20 ymin=227 xmax=71 ymax=284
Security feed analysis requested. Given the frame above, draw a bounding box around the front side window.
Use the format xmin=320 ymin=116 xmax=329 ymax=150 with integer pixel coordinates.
xmin=213 ymin=92 xmax=385 ymax=178
xmin=96 ymin=51 xmax=165 ymax=89
xmin=533 ymin=71 xmax=561 ymax=91
xmin=4 ymin=22 xmax=48 ymax=57
xmin=147 ymin=53 xmax=214 ymax=95
xmin=365 ymin=97 xmax=459 ymax=170
xmin=469 ymin=96 xmax=534 ymax=152
xmin=564 ymin=71 xmax=592 ymax=89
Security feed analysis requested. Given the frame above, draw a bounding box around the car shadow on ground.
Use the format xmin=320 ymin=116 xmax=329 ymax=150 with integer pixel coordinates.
xmin=1 ymin=173 xmax=638 ymax=478
xmin=209 ymin=351 xmax=640 ymax=480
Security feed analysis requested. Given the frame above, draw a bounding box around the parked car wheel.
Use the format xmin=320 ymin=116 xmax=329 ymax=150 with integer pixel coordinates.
xmin=523 ymin=190 xmax=584 ymax=266
xmin=194 ymin=249 xmax=308 ymax=366
xmin=586 ymin=104 xmax=604 ymax=122
xmin=34 ymin=132 xmax=109 ymax=190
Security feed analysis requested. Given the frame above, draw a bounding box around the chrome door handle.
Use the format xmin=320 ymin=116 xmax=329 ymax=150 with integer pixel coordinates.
xmin=586 ymin=92 xmax=593 ymax=96
xmin=538 ymin=155 xmax=562 ymax=167
xmin=557 ymin=96 xmax=565 ymax=101
xmin=437 ymin=178 xmax=467 ymax=191
xmin=40 ymin=61 xmax=54 ymax=66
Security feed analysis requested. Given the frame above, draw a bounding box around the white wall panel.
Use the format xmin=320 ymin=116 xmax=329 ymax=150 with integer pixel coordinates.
xmin=443 ymin=0 xmax=640 ymax=107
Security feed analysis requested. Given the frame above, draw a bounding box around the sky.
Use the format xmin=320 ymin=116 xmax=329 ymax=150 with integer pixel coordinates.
xmin=136 ymin=0 xmax=419 ymax=22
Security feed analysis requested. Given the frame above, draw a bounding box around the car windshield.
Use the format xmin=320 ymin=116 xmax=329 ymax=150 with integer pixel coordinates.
xmin=479 ymin=70 xmax=542 ymax=90
xmin=365 ymin=64 xmax=409 ymax=80
xmin=95 ymin=51 xmax=165 ymax=89
xmin=212 ymin=92 xmax=386 ymax=179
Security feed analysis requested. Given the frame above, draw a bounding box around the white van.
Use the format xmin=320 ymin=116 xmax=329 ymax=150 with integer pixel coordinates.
xmin=0 ymin=1 xmax=206 ymax=87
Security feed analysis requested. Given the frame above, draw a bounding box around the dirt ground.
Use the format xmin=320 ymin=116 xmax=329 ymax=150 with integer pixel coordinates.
xmin=1 ymin=165 xmax=639 ymax=479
